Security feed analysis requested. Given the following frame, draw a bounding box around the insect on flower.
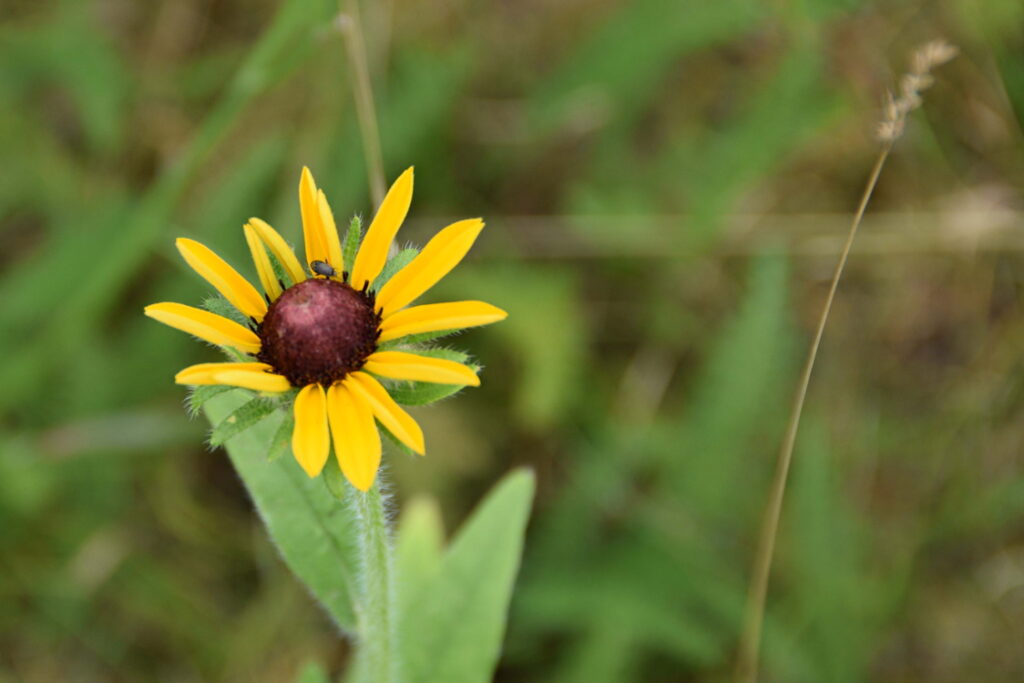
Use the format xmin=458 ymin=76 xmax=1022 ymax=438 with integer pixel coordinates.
xmin=310 ymin=259 xmax=337 ymax=278
xmin=145 ymin=167 xmax=506 ymax=491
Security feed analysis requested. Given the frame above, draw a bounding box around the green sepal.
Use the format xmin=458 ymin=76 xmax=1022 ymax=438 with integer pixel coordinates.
xmin=267 ymin=408 xmax=295 ymax=461
xmin=200 ymin=296 xmax=262 ymax=362
xmin=342 ymin=215 xmax=362 ymax=275
xmin=209 ymin=395 xmax=279 ymax=447
xmin=377 ymin=347 xmax=481 ymax=407
xmin=266 ymin=246 xmax=297 ymax=289
xmin=202 ymin=294 xmax=250 ymax=327
xmin=384 ymin=380 xmax=470 ymax=407
xmin=377 ymin=328 xmax=466 ymax=349
xmin=322 ymin=459 xmax=348 ymax=501
xmin=222 ymin=346 xmax=254 ymax=363
xmin=370 ymin=247 xmax=418 ymax=293
xmin=187 ymin=384 xmax=236 ymax=417
xmin=379 ymin=422 xmax=417 ymax=457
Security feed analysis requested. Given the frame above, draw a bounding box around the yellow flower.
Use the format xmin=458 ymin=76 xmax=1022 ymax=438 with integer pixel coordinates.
xmin=146 ymin=167 xmax=506 ymax=491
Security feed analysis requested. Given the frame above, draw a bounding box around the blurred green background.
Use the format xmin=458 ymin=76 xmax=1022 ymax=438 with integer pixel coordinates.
xmin=2 ymin=0 xmax=1023 ymax=680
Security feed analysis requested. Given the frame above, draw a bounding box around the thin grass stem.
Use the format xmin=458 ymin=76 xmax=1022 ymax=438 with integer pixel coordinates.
xmin=734 ymin=141 xmax=893 ymax=683
xmin=337 ymin=0 xmax=387 ymax=207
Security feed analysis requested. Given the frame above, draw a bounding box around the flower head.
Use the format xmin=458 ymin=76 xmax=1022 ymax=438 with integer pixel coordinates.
xmin=146 ymin=167 xmax=506 ymax=490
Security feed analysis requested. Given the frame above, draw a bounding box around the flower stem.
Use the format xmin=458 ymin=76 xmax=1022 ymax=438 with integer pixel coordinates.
xmin=734 ymin=141 xmax=893 ymax=683
xmin=353 ymin=480 xmax=395 ymax=683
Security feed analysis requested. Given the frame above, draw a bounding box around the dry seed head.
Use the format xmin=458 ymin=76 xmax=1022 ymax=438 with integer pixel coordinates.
xmin=877 ymin=39 xmax=958 ymax=143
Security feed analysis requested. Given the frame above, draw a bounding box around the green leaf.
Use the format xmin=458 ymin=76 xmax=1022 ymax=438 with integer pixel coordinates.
xmin=342 ymin=215 xmax=362 ymax=275
xmin=295 ymin=660 xmax=329 ymax=683
xmin=204 ymin=390 xmax=359 ymax=631
xmin=399 ymin=469 xmax=535 ymax=683
xmin=395 ymin=497 xmax=445 ymax=617
xmin=209 ymin=396 xmax=280 ymax=447
xmin=187 ymin=384 xmax=235 ymax=417
xmin=267 ymin=410 xmax=295 ymax=461
xmin=370 ymin=247 xmax=418 ymax=293
xmin=671 ymin=252 xmax=793 ymax=515
xmin=322 ymin=459 xmax=348 ymax=501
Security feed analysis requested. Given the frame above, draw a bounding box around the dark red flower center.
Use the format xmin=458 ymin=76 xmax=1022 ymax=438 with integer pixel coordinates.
xmin=257 ymin=278 xmax=380 ymax=387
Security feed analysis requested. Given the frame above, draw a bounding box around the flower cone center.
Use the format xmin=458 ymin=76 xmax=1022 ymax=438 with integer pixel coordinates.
xmin=258 ymin=279 xmax=379 ymax=387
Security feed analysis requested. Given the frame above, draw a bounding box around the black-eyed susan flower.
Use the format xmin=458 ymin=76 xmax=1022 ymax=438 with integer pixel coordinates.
xmin=146 ymin=168 xmax=505 ymax=491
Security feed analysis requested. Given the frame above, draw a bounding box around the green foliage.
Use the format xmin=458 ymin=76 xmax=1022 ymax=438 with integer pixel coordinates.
xmin=295 ymin=661 xmax=330 ymax=683
xmin=382 ymin=348 xmax=478 ymax=406
xmin=202 ymin=295 xmax=251 ymax=327
xmin=267 ymin=410 xmax=296 ymax=461
xmin=394 ymin=497 xmax=445 ymax=618
xmin=204 ymin=390 xmax=359 ymax=632
xmin=437 ymin=265 xmax=586 ymax=429
xmin=671 ymin=253 xmax=794 ymax=513
xmin=398 ymin=470 xmax=535 ymax=683
xmin=529 ymin=0 xmax=762 ymax=134
xmin=513 ymin=255 xmax=794 ymax=681
xmin=2 ymin=0 xmax=1018 ymax=681
xmin=782 ymin=419 xmax=874 ymax=683
xmin=187 ymin=385 xmax=236 ymax=417
xmin=371 ymin=247 xmax=418 ymax=293
xmin=322 ymin=459 xmax=348 ymax=501
xmin=208 ymin=396 xmax=280 ymax=447
xmin=342 ymin=215 xmax=363 ymax=275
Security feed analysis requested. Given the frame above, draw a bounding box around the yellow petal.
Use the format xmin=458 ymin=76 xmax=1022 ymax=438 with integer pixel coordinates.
xmin=176 ymin=238 xmax=267 ymax=320
xmin=292 ymin=384 xmax=329 ymax=477
xmin=212 ymin=369 xmax=291 ymax=393
xmin=175 ymin=362 xmax=274 ymax=385
xmin=144 ymin=302 xmax=261 ymax=353
xmin=350 ymin=167 xmax=414 ymax=291
xmin=328 ymin=382 xmax=382 ymax=491
xmin=300 ymin=167 xmax=328 ymax=268
xmin=317 ymin=189 xmax=344 ymax=276
xmin=378 ymin=300 xmax=507 ymax=343
xmin=364 ymin=351 xmax=479 ymax=386
xmin=375 ymin=218 xmax=484 ymax=318
xmin=243 ymin=223 xmax=282 ymax=300
xmin=248 ymin=217 xmax=307 ymax=286
xmin=347 ymin=371 xmax=425 ymax=455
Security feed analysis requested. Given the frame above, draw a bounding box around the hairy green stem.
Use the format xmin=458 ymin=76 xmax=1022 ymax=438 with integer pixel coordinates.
xmin=353 ymin=481 xmax=396 ymax=683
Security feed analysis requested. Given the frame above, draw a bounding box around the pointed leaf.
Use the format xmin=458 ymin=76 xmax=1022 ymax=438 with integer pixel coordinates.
xmin=395 ymin=496 xmax=445 ymax=617
xmin=399 ymin=469 xmax=535 ymax=683
xmin=204 ymin=390 xmax=359 ymax=631
xmin=267 ymin=409 xmax=295 ymax=461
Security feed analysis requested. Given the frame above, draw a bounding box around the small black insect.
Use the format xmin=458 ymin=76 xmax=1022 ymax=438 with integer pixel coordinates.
xmin=310 ymin=260 xmax=337 ymax=278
